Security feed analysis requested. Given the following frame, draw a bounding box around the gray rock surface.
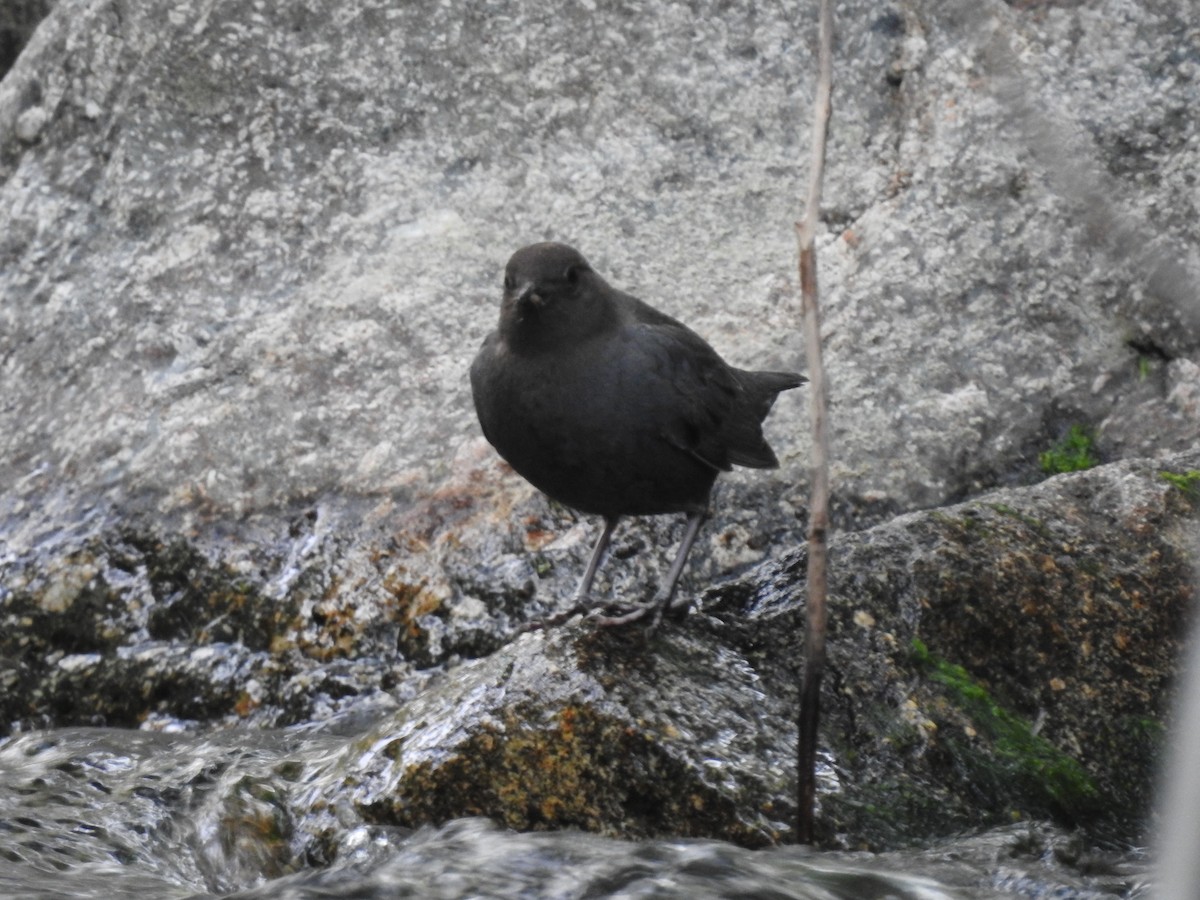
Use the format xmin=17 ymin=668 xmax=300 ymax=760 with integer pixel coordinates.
xmin=2 ymin=0 xmax=1197 ymax=564
xmin=0 ymin=0 xmax=52 ymax=80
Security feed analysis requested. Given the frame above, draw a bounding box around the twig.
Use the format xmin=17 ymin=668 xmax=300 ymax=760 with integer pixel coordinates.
xmin=795 ymin=0 xmax=833 ymax=846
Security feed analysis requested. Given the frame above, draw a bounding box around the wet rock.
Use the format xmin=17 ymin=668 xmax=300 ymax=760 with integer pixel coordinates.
xmin=0 ymin=451 xmax=1194 ymax=854
xmin=343 ymin=625 xmax=796 ymax=847
xmin=313 ymin=452 xmax=1200 ymax=848
xmin=702 ymin=450 xmax=1198 ymax=845
xmin=0 ymin=528 xmax=413 ymax=732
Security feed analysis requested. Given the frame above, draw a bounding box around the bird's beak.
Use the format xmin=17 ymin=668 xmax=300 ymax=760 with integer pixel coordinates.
xmin=515 ymin=283 xmax=544 ymax=309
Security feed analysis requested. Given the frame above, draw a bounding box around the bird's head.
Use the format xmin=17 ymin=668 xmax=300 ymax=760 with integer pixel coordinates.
xmin=499 ymin=242 xmax=612 ymax=349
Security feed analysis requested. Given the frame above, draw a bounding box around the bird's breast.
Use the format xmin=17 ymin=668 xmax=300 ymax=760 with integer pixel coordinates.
xmin=472 ymin=332 xmax=718 ymax=516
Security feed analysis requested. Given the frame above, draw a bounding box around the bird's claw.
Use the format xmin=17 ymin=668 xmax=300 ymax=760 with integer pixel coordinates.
xmin=591 ymin=594 xmax=690 ymax=630
xmin=519 ymin=594 xmax=692 ymax=634
xmin=592 ymin=604 xmax=657 ymax=628
xmin=517 ymin=596 xmax=596 ymax=633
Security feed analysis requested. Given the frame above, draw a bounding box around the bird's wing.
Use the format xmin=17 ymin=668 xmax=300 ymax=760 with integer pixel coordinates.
xmin=624 ymin=321 xmax=745 ymax=472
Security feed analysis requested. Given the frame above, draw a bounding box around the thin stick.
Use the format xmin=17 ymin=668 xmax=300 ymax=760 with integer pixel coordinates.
xmin=795 ymin=0 xmax=833 ymax=846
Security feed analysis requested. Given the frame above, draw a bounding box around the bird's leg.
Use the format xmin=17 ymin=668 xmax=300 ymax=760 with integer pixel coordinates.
xmin=576 ymin=515 xmax=620 ymax=601
xmin=652 ymin=510 xmax=706 ymax=615
xmin=595 ymin=510 xmax=706 ymax=628
xmin=520 ymin=516 xmax=620 ymax=631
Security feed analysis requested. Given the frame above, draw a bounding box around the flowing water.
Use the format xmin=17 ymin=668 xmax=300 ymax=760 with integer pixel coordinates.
xmin=0 ymin=726 xmax=1150 ymax=900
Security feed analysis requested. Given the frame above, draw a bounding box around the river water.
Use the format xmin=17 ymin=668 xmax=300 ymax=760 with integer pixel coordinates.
xmin=0 ymin=726 xmax=1150 ymax=900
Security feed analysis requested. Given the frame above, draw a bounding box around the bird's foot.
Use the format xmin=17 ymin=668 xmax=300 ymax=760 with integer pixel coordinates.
xmin=591 ymin=601 xmax=659 ymax=628
xmin=517 ymin=598 xmax=595 ymax=633
xmin=592 ymin=594 xmax=691 ymax=629
xmin=518 ymin=594 xmax=692 ymax=633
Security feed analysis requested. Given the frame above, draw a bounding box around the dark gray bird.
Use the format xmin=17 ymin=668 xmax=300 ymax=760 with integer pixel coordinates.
xmin=470 ymin=242 xmax=804 ymax=627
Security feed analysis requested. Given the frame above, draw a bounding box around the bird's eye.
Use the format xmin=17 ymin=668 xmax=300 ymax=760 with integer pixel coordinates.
xmin=504 ymin=273 xmax=515 ymax=291
xmin=564 ymin=265 xmax=580 ymax=286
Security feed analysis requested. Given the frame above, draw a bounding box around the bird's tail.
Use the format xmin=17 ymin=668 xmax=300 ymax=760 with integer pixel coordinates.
xmin=742 ymin=369 xmax=806 ymax=417
xmin=750 ymin=370 xmax=807 ymax=392
xmin=725 ymin=368 xmax=806 ymax=469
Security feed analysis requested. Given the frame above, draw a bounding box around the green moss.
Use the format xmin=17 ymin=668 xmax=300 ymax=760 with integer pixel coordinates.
xmin=910 ymin=638 xmax=1099 ymax=820
xmin=985 ymin=502 xmax=1018 ymax=517
xmin=1160 ymin=469 xmax=1200 ymax=496
xmin=1039 ymin=425 xmax=1098 ymax=475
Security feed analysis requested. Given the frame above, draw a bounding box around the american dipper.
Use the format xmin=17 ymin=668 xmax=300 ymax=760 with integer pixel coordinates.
xmin=470 ymin=242 xmax=804 ymax=627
